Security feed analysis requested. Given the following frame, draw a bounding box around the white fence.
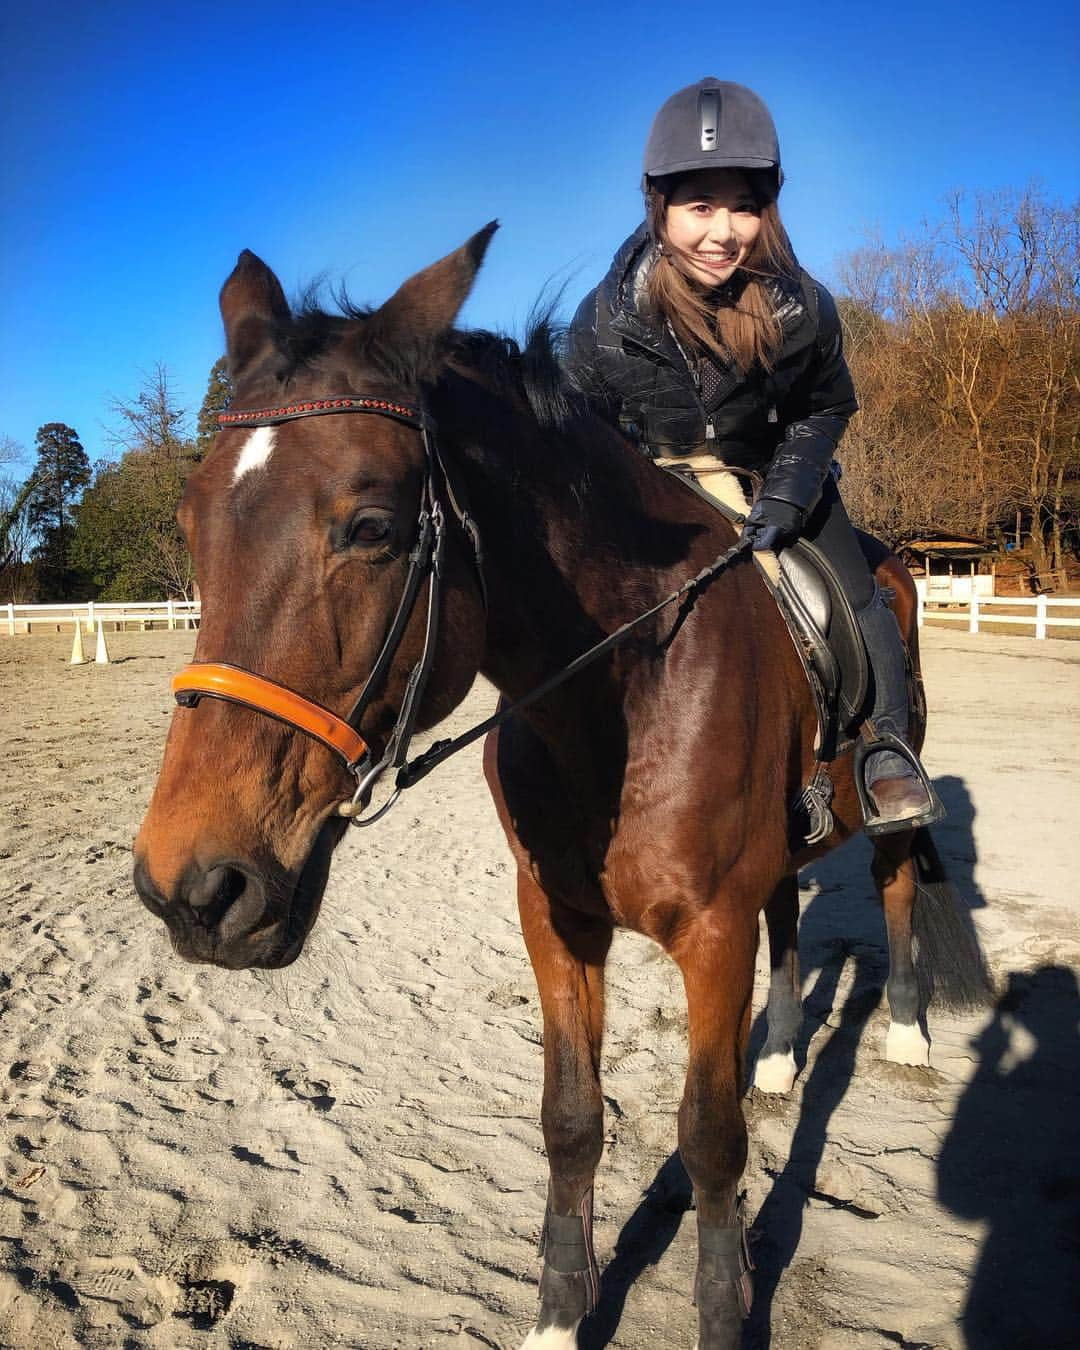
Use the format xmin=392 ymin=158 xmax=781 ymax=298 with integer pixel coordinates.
xmin=915 ymin=580 xmax=1080 ymax=639
xmin=8 ymin=591 xmax=1079 ymax=642
xmin=5 ymin=600 xmax=201 ymax=636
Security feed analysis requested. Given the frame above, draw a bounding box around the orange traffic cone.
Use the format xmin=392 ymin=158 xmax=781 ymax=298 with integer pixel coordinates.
xmin=94 ymin=621 xmax=110 ymax=665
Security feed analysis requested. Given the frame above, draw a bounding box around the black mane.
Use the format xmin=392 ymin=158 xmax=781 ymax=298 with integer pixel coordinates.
xmin=285 ymin=287 xmax=587 ymax=432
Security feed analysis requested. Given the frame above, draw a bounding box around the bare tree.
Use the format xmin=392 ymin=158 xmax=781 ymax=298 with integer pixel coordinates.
xmin=107 ymin=363 xmax=192 ymax=459
xmin=0 ymin=460 xmax=38 ymax=601
xmin=836 ymin=186 xmax=1080 ymax=565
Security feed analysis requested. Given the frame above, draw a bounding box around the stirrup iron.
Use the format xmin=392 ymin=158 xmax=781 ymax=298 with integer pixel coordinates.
xmin=854 ymin=732 xmax=945 ymax=836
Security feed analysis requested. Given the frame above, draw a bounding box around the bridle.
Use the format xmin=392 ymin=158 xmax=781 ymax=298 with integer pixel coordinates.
xmin=174 ymin=395 xmax=484 ymax=826
xmin=172 ymin=394 xmax=752 ymax=827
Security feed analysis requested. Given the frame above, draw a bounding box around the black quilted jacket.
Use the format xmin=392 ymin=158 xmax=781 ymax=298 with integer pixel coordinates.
xmin=564 ymin=223 xmax=858 ymax=515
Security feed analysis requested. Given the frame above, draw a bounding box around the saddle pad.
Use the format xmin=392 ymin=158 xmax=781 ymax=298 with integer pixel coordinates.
xmin=654 ymin=456 xmax=779 ymax=584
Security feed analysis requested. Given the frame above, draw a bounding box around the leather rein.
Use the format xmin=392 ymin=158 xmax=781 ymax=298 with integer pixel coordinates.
xmin=172 ymin=395 xmax=751 ymax=827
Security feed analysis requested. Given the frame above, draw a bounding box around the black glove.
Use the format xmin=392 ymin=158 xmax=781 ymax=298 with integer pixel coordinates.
xmin=740 ymin=497 xmax=805 ymax=552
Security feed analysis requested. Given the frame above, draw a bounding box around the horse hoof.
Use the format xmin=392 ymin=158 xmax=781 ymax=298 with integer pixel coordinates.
xmin=753 ymin=1049 xmax=796 ymax=1094
xmin=520 ymin=1321 xmax=581 ymax=1349
xmin=885 ymin=1021 xmax=930 ymax=1066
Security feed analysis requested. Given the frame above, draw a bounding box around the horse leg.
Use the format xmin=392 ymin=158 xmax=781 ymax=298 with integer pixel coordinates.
xmin=872 ymin=834 xmax=931 ymax=1066
xmin=518 ymin=872 xmax=612 ymax=1350
xmin=672 ymin=909 xmax=759 ymax=1350
xmin=752 ymin=873 xmax=801 ymax=1094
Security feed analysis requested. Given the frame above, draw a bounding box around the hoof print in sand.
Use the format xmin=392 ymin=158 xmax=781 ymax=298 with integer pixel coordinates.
xmin=273 ymin=1067 xmax=336 ymax=1112
xmin=175 ymin=1277 xmax=236 ymax=1330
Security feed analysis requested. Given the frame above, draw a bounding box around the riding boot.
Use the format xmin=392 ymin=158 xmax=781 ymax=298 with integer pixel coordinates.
xmin=855 ymin=586 xmax=933 ymax=823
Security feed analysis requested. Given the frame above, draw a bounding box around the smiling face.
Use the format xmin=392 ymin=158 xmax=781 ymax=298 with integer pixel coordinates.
xmin=663 ymin=168 xmax=763 ymax=287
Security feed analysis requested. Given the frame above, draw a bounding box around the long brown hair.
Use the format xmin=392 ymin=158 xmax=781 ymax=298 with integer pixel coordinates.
xmin=645 ymin=171 xmax=797 ymax=372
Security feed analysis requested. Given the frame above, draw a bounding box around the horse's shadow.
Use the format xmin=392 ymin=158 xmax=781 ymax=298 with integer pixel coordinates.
xmin=582 ymin=774 xmax=993 ymax=1348
xmin=744 ymin=773 xmax=989 ymax=1345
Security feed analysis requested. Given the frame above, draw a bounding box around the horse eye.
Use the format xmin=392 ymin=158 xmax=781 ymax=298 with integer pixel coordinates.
xmin=344 ymin=513 xmax=393 ymax=548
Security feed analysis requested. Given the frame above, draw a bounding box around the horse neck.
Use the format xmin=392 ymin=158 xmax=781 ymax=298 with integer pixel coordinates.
xmin=447 ymin=399 xmax=729 ymax=703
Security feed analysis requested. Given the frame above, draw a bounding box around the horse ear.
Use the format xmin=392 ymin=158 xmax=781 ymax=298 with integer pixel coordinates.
xmin=219 ymin=250 xmax=291 ymax=376
xmin=372 ymin=222 xmax=498 ymax=355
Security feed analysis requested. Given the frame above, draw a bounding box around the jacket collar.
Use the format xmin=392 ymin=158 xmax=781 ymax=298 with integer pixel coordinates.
xmin=602 ymin=224 xmax=671 ymax=353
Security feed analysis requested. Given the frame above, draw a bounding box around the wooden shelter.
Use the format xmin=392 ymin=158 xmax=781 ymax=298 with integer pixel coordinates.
xmin=897 ymin=533 xmax=999 ymax=600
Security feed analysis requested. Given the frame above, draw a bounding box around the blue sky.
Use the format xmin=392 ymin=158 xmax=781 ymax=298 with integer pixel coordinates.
xmin=2 ymin=0 xmax=1077 ymax=472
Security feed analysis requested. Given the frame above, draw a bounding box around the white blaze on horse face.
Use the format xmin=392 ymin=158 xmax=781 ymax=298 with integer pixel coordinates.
xmin=232 ymin=427 xmax=276 ymax=482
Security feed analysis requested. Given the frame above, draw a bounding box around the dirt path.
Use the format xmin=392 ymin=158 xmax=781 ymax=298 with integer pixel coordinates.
xmin=1 ymin=628 xmax=1078 ymax=1349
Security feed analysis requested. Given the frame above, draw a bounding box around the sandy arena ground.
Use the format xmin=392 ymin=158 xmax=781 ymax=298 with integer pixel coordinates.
xmin=1 ymin=626 xmax=1078 ymax=1349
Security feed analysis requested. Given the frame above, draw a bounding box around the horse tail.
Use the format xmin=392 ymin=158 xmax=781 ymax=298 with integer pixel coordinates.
xmin=910 ymin=827 xmax=995 ymax=1011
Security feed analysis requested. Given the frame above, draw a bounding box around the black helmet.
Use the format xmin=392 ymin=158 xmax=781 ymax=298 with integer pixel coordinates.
xmin=643 ymin=79 xmax=783 ymax=194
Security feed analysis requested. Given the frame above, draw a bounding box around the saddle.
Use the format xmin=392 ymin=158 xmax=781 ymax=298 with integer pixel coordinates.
xmin=661 ymin=460 xmax=868 ymax=740
xmin=772 ymin=539 xmax=868 ymax=758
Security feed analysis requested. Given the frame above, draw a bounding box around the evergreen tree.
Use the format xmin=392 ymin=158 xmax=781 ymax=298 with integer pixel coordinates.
xmin=72 ymin=451 xmax=194 ymax=600
xmin=28 ymin=423 xmax=90 ymax=535
xmin=28 ymin=423 xmax=91 ymax=598
xmin=196 ymin=356 xmax=232 ymax=456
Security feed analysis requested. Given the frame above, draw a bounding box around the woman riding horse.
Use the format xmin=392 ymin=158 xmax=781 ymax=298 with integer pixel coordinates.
xmin=564 ymin=78 xmax=933 ymax=826
xmin=135 ymin=206 xmax=986 ymax=1349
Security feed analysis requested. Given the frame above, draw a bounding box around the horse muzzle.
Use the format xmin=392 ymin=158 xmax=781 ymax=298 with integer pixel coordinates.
xmin=132 ymin=818 xmax=343 ymax=969
xmin=132 ymin=856 xmax=291 ymax=968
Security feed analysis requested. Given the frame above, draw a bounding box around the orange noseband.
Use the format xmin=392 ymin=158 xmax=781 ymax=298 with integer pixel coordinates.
xmin=172 ymin=663 xmax=369 ymax=769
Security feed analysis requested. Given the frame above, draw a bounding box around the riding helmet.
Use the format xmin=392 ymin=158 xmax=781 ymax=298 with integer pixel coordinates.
xmin=642 ymin=79 xmax=783 ymax=195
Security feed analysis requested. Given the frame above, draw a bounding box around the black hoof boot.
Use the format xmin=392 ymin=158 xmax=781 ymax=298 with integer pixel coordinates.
xmin=694 ymin=1207 xmax=753 ymax=1350
xmin=529 ymin=1189 xmax=598 ymax=1344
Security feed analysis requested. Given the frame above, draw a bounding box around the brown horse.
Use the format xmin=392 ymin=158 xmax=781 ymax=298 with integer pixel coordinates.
xmin=134 ymin=226 xmax=988 ymax=1349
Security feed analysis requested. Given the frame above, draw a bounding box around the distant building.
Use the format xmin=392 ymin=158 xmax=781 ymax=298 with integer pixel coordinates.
xmin=897 ymin=533 xmax=1001 ymax=599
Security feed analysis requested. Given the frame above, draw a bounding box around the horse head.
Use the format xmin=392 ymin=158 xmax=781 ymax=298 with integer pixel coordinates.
xmin=133 ymin=226 xmax=496 ymax=968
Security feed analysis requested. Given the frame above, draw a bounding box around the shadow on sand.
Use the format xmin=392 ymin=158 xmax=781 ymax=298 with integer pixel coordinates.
xmin=740 ymin=773 xmax=992 ymax=1346
xmin=937 ymin=964 xmax=1080 ymax=1347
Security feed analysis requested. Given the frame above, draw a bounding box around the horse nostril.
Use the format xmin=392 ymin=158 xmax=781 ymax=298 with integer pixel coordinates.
xmin=188 ymin=864 xmax=251 ymax=931
xmin=133 ymin=859 xmax=167 ymax=918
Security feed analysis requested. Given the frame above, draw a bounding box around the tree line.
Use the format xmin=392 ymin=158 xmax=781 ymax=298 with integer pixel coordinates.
xmin=2 ymin=186 xmax=1076 ymax=604
xmin=835 ymin=187 xmax=1078 ymax=580
xmin=1 ymin=360 xmax=229 ymax=603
